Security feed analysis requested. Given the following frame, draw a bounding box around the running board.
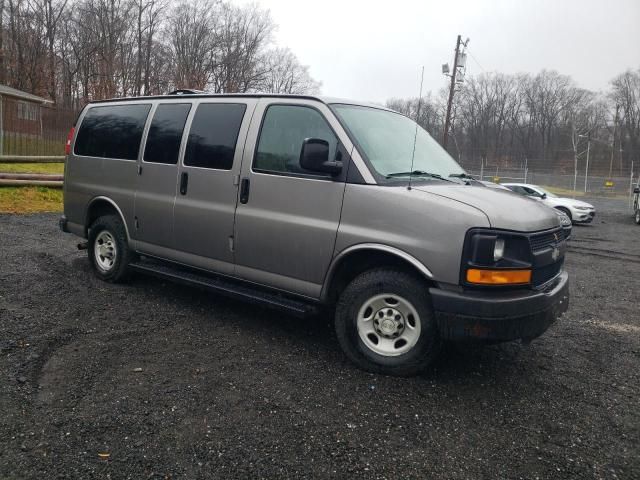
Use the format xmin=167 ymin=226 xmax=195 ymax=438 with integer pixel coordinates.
xmin=129 ymin=258 xmax=317 ymax=317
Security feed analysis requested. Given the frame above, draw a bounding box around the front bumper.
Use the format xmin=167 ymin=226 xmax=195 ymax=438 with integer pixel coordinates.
xmin=430 ymin=271 xmax=569 ymax=342
xmin=573 ymin=210 xmax=595 ymax=223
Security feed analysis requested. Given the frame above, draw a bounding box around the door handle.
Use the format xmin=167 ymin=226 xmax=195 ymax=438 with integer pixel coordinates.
xmin=180 ymin=172 xmax=188 ymax=195
xmin=240 ymin=177 xmax=250 ymax=204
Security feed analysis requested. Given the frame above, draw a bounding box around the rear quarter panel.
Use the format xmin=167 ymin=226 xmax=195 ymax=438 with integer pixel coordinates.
xmin=64 ymin=101 xmax=151 ymax=237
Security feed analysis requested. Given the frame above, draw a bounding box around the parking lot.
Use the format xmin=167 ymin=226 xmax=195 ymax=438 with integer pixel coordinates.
xmin=1 ymin=197 xmax=638 ymax=479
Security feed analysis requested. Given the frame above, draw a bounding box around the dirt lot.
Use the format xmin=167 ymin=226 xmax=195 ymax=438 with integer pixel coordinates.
xmin=1 ymin=198 xmax=639 ymax=479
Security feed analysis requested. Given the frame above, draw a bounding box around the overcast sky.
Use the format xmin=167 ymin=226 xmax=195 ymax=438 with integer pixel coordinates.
xmin=238 ymin=0 xmax=640 ymax=103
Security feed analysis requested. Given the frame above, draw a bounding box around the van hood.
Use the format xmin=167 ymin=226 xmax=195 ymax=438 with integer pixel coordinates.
xmin=412 ymin=184 xmax=560 ymax=231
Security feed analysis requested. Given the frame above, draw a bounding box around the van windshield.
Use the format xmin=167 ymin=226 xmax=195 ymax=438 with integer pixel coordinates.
xmin=332 ymin=104 xmax=464 ymax=182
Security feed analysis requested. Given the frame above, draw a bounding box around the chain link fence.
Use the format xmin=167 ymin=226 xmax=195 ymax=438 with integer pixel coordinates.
xmin=460 ymin=159 xmax=638 ymax=198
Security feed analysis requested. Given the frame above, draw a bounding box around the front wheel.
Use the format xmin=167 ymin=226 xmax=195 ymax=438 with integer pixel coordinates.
xmin=88 ymin=215 xmax=134 ymax=282
xmin=556 ymin=207 xmax=572 ymax=222
xmin=334 ymin=269 xmax=441 ymax=376
xmin=635 ymin=209 xmax=640 ymax=225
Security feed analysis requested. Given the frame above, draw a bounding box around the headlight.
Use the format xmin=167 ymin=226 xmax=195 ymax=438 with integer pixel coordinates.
xmin=461 ymin=229 xmax=533 ymax=287
xmin=493 ymin=238 xmax=505 ymax=261
xmin=574 ymin=206 xmax=590 ymax=211
xmin=555 ymin=211 xmax=571 ymax=226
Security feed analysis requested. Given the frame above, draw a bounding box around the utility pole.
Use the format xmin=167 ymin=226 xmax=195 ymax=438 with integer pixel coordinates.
xmin=609 ymin=104 xmax=619 ymax=179
xmin=442 ymin=35 xmax=464 ymax=149
xmin=584 ymin=134 xmax=591 ymax=193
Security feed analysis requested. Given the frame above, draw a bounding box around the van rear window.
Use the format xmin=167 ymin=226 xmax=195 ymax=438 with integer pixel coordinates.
xmin=74 ymin=104 xmax=151 ymax=160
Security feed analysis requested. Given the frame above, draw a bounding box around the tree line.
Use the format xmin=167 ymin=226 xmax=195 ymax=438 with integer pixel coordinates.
xmin=1 ymin=0 xmax=637 ymax=179
xmin=0 ymin=0 xmax=321 ymax=108
xmin=387 ymin=69 xmax=640 ymax=178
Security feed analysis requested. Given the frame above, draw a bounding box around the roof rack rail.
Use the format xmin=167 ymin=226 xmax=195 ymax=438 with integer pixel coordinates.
xmin=167 ymin=89 xmax=206 ymax=95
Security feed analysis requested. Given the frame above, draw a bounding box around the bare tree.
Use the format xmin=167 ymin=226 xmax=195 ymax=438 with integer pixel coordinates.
xmin=258 ymin=47 xmax=321 ymax=94
xmin=167 ymin=0 xmax=216 ymax=90
xmin=210 ymin=2 xmax=274 ymax=93
xmin=30 ymin=0 xmax=67 ymax=102
xmin=611 ymin=69 xmax=640 ymax=172
xmin=0 ymin=0 xmax=5 ymax=84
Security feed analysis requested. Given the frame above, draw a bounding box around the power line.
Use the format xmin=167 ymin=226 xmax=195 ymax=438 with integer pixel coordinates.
xmin=465 ymin=49 xmax=486 ymax=73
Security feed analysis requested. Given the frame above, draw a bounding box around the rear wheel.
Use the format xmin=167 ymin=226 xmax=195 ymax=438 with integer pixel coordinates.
xmin=635 ymin=209 xmax=640 ymax=225
xmin=334 ymin=269 xmax=441 ymax=376
xmin=88 ymin=215 xmax=134 ymax=282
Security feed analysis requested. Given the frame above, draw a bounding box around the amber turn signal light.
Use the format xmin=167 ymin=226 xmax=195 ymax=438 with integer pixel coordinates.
xmin=466 ymin=268 xmax=531 ymax=285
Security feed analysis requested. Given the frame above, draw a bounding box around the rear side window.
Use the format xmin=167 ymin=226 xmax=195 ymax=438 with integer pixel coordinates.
xmin=184 ymin=103 xmax=246 ymax=170
xmin=143 ymin=103 xmax=192 ymax=164
xmin=254 ymin=105 xmax=337 ymax=175
xmin=74 ymin=104 xmax=151 ymax=160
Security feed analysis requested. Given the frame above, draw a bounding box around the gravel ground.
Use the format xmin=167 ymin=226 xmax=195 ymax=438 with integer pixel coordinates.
xmin=1 ymin=198 xmax=639 ymax=479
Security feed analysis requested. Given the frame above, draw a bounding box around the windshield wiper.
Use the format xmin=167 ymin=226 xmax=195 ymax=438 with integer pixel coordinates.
xmin=385 ymin=170 xmax=454 ymax=182
xmin=449 ymin=173 xmax=474 ymax=179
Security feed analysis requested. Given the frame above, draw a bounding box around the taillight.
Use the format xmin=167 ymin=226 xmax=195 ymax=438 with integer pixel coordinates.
xmin=65 ymin=127 xmax=75 ymax=155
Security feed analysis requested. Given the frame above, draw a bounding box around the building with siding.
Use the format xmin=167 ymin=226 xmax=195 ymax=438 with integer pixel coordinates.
xmin=0 ymin=84 xmax=53 ymax=137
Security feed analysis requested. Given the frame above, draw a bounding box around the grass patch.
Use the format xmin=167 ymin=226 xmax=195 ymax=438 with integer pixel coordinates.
xmin=0 ymin=162 xmax=65 ymax=174
xmin=0 ymin=186 xmax=63 ymax=213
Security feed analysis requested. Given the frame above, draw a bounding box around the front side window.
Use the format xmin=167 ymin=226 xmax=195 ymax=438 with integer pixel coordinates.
xmin=332 ymin=104 xmax=464 ymax=182
xmin=144 ymin=103 xmax=191 ymax=164
xmin=254 ymin=105 xmax=337 ymax=175
xmin=74 ymin=104 xmax=151 ymax=160
xmin=184 ymin=103 xmax=246 ymax=170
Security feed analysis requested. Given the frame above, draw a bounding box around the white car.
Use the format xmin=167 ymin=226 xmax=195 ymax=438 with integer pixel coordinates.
xmin=502 ymin=183 xmax=596 ymax=224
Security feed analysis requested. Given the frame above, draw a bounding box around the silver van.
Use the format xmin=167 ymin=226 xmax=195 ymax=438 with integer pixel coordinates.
xmin=60 ymin=92 xmax=569 ymax=376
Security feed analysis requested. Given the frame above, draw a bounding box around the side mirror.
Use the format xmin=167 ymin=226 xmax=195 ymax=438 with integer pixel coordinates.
xmin=541 ymin=193 xmax=547 ymax=199
xmin=634 ymin=186 xmax=640 ymax=194
xmin=299 ymin=138 xmax=342 ymax=175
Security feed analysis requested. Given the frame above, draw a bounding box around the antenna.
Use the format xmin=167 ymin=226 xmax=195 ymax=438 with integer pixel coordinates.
xmin=408 ymin=66 xmax=425 ymax=191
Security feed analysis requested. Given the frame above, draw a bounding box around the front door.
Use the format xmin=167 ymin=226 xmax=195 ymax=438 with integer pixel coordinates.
xmin=233 ymin=99 xmax=348 ymax=298
xmin=134 ymin=102 xmax=192 ymax=253
xmin=172 ymin=99 xmax=257 ymax=275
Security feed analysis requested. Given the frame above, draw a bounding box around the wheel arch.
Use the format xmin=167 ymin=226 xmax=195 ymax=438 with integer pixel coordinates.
xmin=554 ymin=205 xmax=572 ymax=219
xmin=85 ymin=196 xmax=130 ymax=240
xmin=321 ymin=244 xmax=435 ymax=304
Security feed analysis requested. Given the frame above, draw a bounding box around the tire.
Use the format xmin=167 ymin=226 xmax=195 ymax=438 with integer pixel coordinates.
xmin=334 ymin=268 xmax=441 ymax=376
xmin=556 ymin=207 xmax=572 ymax=221
xmin=635 ymin=209 xmax=640 ymax=225
xmin=87 ymin=215 xmax=134 ymax=282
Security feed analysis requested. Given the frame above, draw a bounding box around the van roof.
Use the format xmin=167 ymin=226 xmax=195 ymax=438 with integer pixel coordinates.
xmin=89 ymin=92 xmax=393 ymax=112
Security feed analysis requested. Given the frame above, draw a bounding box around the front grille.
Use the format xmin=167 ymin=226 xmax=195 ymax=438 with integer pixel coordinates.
xmin=533 ymin=259 xmax=563 ymax=287
xmin=529 ymin=228 xmax=563 ymax=252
